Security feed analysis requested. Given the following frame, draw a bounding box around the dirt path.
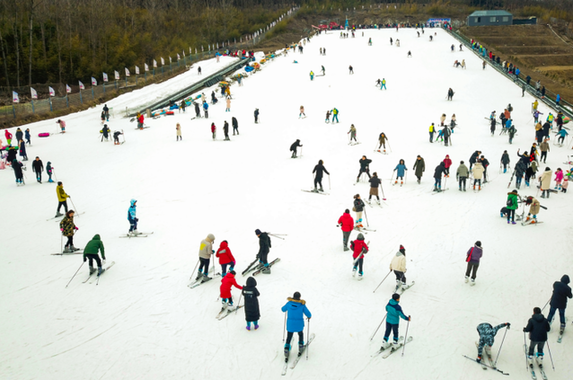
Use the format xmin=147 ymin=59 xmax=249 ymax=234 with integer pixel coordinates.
xmin=535 ymin=65 xmax=573 ymax=71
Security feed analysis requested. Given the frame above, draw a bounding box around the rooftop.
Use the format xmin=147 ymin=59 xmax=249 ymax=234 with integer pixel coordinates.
xmin=469 ymin=10 xmax=512 ymax=17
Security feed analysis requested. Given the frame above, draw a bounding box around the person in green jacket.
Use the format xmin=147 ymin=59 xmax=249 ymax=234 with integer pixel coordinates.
xmin=506 ymin=190 xmax=520 ymax=224
xmin=84 ymin=234 xmax=106 ymax=275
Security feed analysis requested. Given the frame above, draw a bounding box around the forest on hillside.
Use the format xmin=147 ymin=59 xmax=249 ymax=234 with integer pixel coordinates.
xmin=1 ymin=0 xmax=572 ymax=91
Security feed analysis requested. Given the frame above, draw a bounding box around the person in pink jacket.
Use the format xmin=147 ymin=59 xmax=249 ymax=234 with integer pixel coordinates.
xmin=554 ymin=168 xmax=564 ymax=190
xmin=443 ymin=155 xmax=452 ymax=177
xmin=216 ymin=240 xmax=236 ymax=277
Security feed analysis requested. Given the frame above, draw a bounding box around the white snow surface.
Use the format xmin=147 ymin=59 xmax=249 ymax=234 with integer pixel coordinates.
xmin=2 ymin=29 xmax=573 ymax=380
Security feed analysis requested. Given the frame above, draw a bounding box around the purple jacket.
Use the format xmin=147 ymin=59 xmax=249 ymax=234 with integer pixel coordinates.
xmin=467 ymin=245 xmax=483 ymax=264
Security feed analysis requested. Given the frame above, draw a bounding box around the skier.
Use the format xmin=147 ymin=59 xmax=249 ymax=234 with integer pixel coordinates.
xmin=380 ymin=293 xmax=410 ymax=349
xmin=380 ymin=78 xmax=387 ymax=90
xmin=216 ymin=240 xmax=236 ymax=277
xmin=57 ymin=119 xmax=66 ymax=133
xmin=232 ymin=117 xmax=239 ymax=135
xmin=4 ymin=128 xmax=12 ymax=145
xmin=32 ymin=156 xmax=43 ymax=183
xmin=321 ymin=65 xmax=325 ymax=75
xmin=282 ymin=292 xmax=312 ymax=358
xmin=176 ymin=123 xmax=182 ymax=141
xmin=465 ymin=241 xmax=483 ymax=285
xmin=197 ymin=233 xmax=215 ymax=280
xmin=225 ymin=96 xmax=231 ymax=112
xmin=223 ymin=121 xmax=230 ymax=141
xmin=337 ymin=209 xmax=354 ymax=251
xmin=378 ymin=133 xmax=388 ymax=152
xmin=557 ymin=129 xmax=568 ymax=146
xmin=539 ymin=167 xmax=552 ymax=198
xmin=508 ymin=123 xmax=517 ymax=144
xmin=469 ymin=150 xmax=481 ymax=170
xmin=25 ymin=128 xmax=31 ymax=144
xmin=60 ymin=210 xmax=79 ymax=253
xmin=479 ymin=155 xmax=490 ymax=183
xmin=450 ymin=114 xmax=457 ymax=131
xmin=211 ymin=123 xmax=216 ymax=140
xmin=523 ymin=307 xmax=551 ymax=369
xmin=137 ymin=113 xmax=144 ymax=130
xmin=312 ymin=159 xmax=329 ymax=192
xmin=429 ymin=123 xmax=436 ymax=143
xmin=490 ymin=117 xmax=496 ymax=136
xmin=472 ymin=162 xmax=485 ymax=191
xmin=254 ymin=108 xmax=259 ymax=123
xmin=220 ymin=270 xmax=242 ymax=310
xmin=562 ymin=178 xmax=568 ymax=193
xmin=368 ymin=172 xmax=382 ymax=203
xmin=413 ymin=155 xmax=425 ymax=184
xmin=56 ymin=181 xmax=70 ymax=217
xmin=101 ymin=124 xmax=110 ymax=141
xmin=506 ymin=189 xmax=519 ymax=224
xmin=433 ymin=162 xmax=446 ymax=192
xmin=180 ymin=100 xmax=186 ymax=113
xmin=325 ymin=110 xmax=331 ymax=123
xmin=390 ymin=245 xmax=407 ymax=291
xmin=524 ymin=196 xmax=540 ymax=223
xmin=443 ymin=155 xmax=452 ymax=177
xmin=194 ymin=102 xmax=200 ymax=118
xmin=309 ymin=71 xmax=314 ymax=81
xmin=393 ymin=160 xmax=407 ymax=185
xmin=348 ymin=124 xmax=357 ymax=143
xmin=83 ymin=234 xmax=106 ymax=276
xmin=19 ymin=140 xmax=27 ymax=161
xmin=555 ymin=168 xmax=564 ymax=190
xmin=353 ymin=194 xmax=365 ymax=228
xmin=546 ymin=275 xmax=572 ymax=334
xmin=242 ymin=276 xmax=260 ymax=331
xmin=349 ymin=65 xmax=354 ymax=74
xmin=475 ymin=322 xmax=511 ymax=363
xmin=113 ymin=131 xmax=123 ymax=145
xmin=356 ymin=155 xmax=372 ymax=182
xmin=290 ymin=139 xmax=302 ymax=158
xmin=46 ymin=161 xmax=54 ymax=182
xmin=299 ymin=106 xmax=306 ymax=119
xmin=440 ymin=113 xmax=446 ymax=126
xmin=501 ymin=150 xmax=510 ymax=173
xmin=127 ymin=199 xmax=139 ymax=235
xmin=514 ymin=159 xmax=527 ymax=189
xmin=456 ymin=160 xmax=469 ymax=191
xmin=447 ymin=88 xmax=454 ymax=101
xmin=12 ymin=159 xmax=24 ymax=185
xmin=255 ymin=229 xmax=272 ymax=274
xmin=351 ymin=233 xmax=368 ymax=278
xmin=332 ymin=108 xmax=339 ymax=123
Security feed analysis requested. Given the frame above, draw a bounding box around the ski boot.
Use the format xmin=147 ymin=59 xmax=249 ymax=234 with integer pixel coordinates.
xmin=380 ymin=339 xmax=392 ymax=351
xmin=344 ymin=246 xmax=349 ymax=252
xmin=254 ymin=323 xmax=259 ymax=330
xmin=195 ymin=270 xmax=203 ymax=281
xmin=202 ymin=273 xmax=211 ymax=282
xmin=227 ymin=303 xmax=235 ymax=312
xmin=470 ymin=279 xmax=476 ymax=286
xmin=89 ymin=267 xmax=96 ymax=275
xmin=535 ymin=353 xmax=544 ymax=368
xmin=319 ymin=187 xmax=324 ymax=192
xmin=63 ymin=247 xmax=72 ymax=253
xmin=465 ymin=276 xmax=469 ymax=283
xmin=262 ymin=266 xmax=271 ymax=274
xmin=298 ymin=342 xmax=305 ymax=357
xmin=97 ymin=267 xmax=105 ymax=276
xmin=284 ymin=344 xmax=291 ymax=361
xmin=55 ymin=212 xmax=63 ymax=217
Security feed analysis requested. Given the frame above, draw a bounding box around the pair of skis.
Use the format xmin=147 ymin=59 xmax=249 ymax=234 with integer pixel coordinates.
xmin=253 ymin=258 xmax=280 ymax=276
xmin=82 ymin=261 xmax=115 ymax=285
xmin=301 ymin=189 xmax=329 ymax=195
xmin=188 ymin=276 xmax=214 ymax=289
xmin=282 ymin=333 xmax=315 ymax=376
xmin=524 ymin=345 xmax=548 ymax=380
xmin=216 ymin=305 xmax=244 ymax=320
xmin=371 ymin=336 xmax=413 ymax=359
xmin=119 ymin=232 xmax=154 ymax=238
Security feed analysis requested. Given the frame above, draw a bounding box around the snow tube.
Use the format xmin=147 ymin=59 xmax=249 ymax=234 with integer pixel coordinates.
xmin=169 ymin=105 xmax=178 ymax=110
xmin=245 ymin=66 xmax=254 ymax=72
xmin=38 ymin=132 xmax=50 ymax=137
xmin=165 ymin=111 xmax=175 ymax=116
xmin=564 ymin=116 xmax=570 ymax=124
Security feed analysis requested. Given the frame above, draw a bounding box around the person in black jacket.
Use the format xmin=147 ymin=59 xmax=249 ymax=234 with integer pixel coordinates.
xmin=194 ymin=102 xmax=200 ymax=118
xmin=469 ymin=150 xmax=481 ymax=170
xmin=368 ymin=172 xmax=381 ymax=204
xmin=15 ymin=127 xmax=23 ymax=142
xmin=290 ymin=139 xmax=302 ymax=158
xmin=223 ymin=121 xmax=230 ymax=141
xmin=32 ymin=156 xmax=43 ymax=183
xmin=479 ymin=155 xmax=490 ymax=183
xmin=12 ymin=159 xmax=24 ymax=185
xmin=312 ymin=159 xmax=329 ymax=192
xmin=546 ymin=275 xmax=572 ymax=331
xmin=242 ymin=276 xmax=260 ymax=330
xmin=232 ymin=116 xmax=239 ymax=135
xmin=254 ymin=108 xmax=259 ymax=123
xmin=523 ymin=307 xmax=550 ymax=367
xmin=356 ymin=156 xmax=372 ymax=182
xmin=255 ymin=229 xmax=272 ymax=274
xmin=353 ymin=194 xmax=365 ymax=228
xmin=101 ymin=124 xmax=110 ymax=141
xmin=7 ymin=146 xmax=18 ymax=163
xmin=433 ymin=162 xmax=446 ymax=192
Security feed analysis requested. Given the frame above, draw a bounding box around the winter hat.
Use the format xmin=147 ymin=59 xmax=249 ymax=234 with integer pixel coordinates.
xmin=207 ymin=233 xmax=215 ymax=241
xmin=357 ymin=233 xmax=365 ymax=240
xmin=293 ymin=291 xmax=301 ymax=300
xmin=460 ymin=161 xmax=464 ymax=164
xmin=392 ymin=293 xmax=400 ymax=301
xmin=475 ymin=241 xmax=482 ymax=247
xmin=255 ymin=229 xmax=262 ymax=235
xmin=344 ymin=209 xmax=350 ymax=214
xmin=545 ymin=167 xmax=551 ymax=171
xmin=399 ymin=245 xmax=405 ymax=253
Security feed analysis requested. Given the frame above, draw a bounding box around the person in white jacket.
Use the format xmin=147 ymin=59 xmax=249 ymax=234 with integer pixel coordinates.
xmin=390 ymin=245 xmax=407 ymax=291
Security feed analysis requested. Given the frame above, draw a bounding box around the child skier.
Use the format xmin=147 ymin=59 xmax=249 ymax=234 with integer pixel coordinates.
xmin=60 ymin=210 xmax=79 ymax=253
xmin=290 ymin=139 xmax=302 ymax=158
xmin=242 ymin=277 xmax=260 ymax=331
xmin=353 ymin=194 xmax=365 ymax=228
xmin=443 ymin=155 xmax=452 ymax=177
xmin=378 ymin=132 xmax=388 ymax=152
xmin=501 ymin=150 xmax=510 ymax=173
xmin=325 ymin=110 xmax=331 ymax=123
xmin=523 ymin=307 xmax=550 ymax=370
xmin=176 ymin=123 xmax=182 ymax=141
xmin=368 ymin=172 xmax=382 ymax=203
xmin=46 ymin=161 xmax=54 ymax=183
xmin=393 ymin=159 xmax=407 ymax=185
xmin=282 ymin=292 xmax=312 ymax=359
xmin=216 ymin=240 xmax=236 ymax=277
xmin=348 ymin=124 xmax=357 ymax=143
xmin=211 ymin=123 xmax=216 ymax=140
xmin=475 ymin=322 xmax=511 ymax=363
xmin=220 ymin=270 xmax=242 ymax=311
xmin=127 ymin=199 xmax=139 ymax=235
xmin=351 ymin=233 xmax=368 ymax=278
xmin=524 ymin=196 xmax=541 ymax=224
xmin=390 ymin=245 xmax=407 ymax=291
xmin=83 ymin=234 xmax=107 ymax=276
xmin=555 ymin=168 xmax=564 ymax=190
xmin=381 ymin=294 xmax=410 ymax=349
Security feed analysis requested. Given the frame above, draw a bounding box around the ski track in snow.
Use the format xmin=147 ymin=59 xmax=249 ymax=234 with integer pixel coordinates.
xmin=1 ymin=29 xmax=573 ymax=380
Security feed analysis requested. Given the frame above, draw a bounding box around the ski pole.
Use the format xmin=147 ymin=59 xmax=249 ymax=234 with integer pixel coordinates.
xmin=370 ymin=313 xmax=387 ymax=341
xmin=380 ymin=181 xmax=386 ymax=201
xmin=373 ymin=270 xmax=392 ymax=293
xmin=402 ymin=317 xmax=411 ymax=356
xmin=405 ymin=171 xmax=408 ymax=184
xmin=541 ymin=297 xmax=551 ymax=312
xmin=189 ymin=259 xmax=200 ymax=281
xmin=61 ymin=234 xmax=64 ymax=255
xmin=306 ymin=318 xmax=311 ymax=360
xmin=328 ymin=174 xmax=331 ymax=190
xmin=363 ymin=207 xmax=369 ymax=227
xmin=546 ymin=340 xmax=555 ymax=370
xmin=523 ymin=332 xmax=529 ymax=370
xmin=387 ymin=141 xmax=392 ymax=153
xmin=69 ymin=197 xmax=80 ymax=216
xmin=65 ymin=261 xmax=85 ymax=288
xmin=300 ymin=146 xmax=303 ymax=158
xmin=235 ymin=292 xmax=242 ymax=315
xmin=282 ymin=313 xmax=287 ymax=342
xmin=493 ymin=326 xmax=508 ymax=367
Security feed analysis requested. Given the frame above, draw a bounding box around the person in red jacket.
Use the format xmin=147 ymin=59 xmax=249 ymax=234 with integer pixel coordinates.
xmin=337 ymin=209 xmax=354 ymax=252
xmin=443 ymin=155 xmax=452 ymax=177
xmin=216 ymin=240 xmax=236 ymax=277
xmin=351 ymin=233 xmax=368 ymax=278
xmin=137 ymin=113 xmax=144 ymax=130
xmin=211 ymin=123 xmax=216 ymax=140
xmin=220 ymin=271 xmax=243 ymax=310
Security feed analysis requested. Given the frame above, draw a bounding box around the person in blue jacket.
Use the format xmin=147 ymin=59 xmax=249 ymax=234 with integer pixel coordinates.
xmin=128 ymin=199 xmax=139 ymax=235
xmin=202 ymin=100 xmax=209 ymax=118
xmin=393 ymin=159 xmax=407 ymax=185
xmin=381 ymin=293 xmax=410 ymax=349
xmin=282 ymin=292 xmax=312 ymax=357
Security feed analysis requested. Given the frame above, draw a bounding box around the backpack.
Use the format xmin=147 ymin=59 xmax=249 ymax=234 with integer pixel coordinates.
xmin=506 ymin=197 xmax=513 ymax=207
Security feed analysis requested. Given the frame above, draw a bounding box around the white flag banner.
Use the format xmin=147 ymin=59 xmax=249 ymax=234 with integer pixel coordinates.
xmin=144 ymin=63 xmax=149 ymax=72
xmin=79 ymin=81 xmax=85 ymax=90
xmin=103 ymin=72 xmax=108 ymax=82
xmin=161 ymin=57 xmax=165 ymax=65
xmin=48 ymin=86 xmax=55 ymax=96
xmin=13 ymin=91 xmax=19 ymax=103
xmin=189 ymin=47 xmax=192 ymax=54
xmin=91 ymin=77 xmax=97 ymax=86
xmin=169 ymin=56 xmax=172 ymax=63
xmin=125 ymin=67 xmax=130 ymax=77
xmin=30 ymin=87 xmax=38 ymax=99
xmin=177 ymin=53 xmax=180 ymax=60
xmin=135 ymin=66 xmax=139 ymax=75
xmin=66 ymin=84 xmax=72 ymax=93
xmin=114 ymin=70 xmax=120 ymax=80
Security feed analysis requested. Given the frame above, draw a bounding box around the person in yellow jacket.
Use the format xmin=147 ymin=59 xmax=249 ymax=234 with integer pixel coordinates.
xmin=429 ymin=123 xmax=436 ymax=143
xmin=56 ymin=181 xmax=70 ymax=217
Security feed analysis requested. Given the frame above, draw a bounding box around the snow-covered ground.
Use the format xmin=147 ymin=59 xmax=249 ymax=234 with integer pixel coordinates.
xmin=1 ymin=28 xmax=572 ymax=380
